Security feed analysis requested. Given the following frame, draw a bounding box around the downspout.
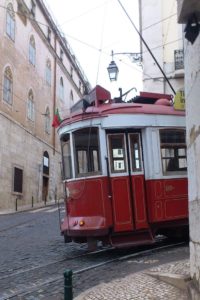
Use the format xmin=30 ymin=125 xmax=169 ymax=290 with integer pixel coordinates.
xmin=53 ymin=33 xmax=57 ymax=155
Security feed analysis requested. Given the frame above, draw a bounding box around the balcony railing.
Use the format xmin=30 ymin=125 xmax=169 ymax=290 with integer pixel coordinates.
xmin=174 ymin=49 xmax=184 ymax=70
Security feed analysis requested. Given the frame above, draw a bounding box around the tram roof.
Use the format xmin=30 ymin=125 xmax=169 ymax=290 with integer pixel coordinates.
xmin=59 ymin=85 xmax=185 ymax=128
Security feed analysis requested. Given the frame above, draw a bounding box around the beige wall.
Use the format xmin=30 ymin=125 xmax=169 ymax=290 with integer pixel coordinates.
xmin=140 ymin=0 xmax=184 ymax=94
xmin=0 ymin=0 xmax=89 ymax=211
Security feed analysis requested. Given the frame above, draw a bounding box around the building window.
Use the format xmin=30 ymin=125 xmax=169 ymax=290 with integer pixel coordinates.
xmin=174 ymin=49 xmax=184 ymax=70
xmin=6 ymin=3 xmax=15 ymax=41
xmin=27 ymin=89 xmax=35 ymax=121
xmin=45 ymin=59 xmax=51 ymax=86
xmin=160 ymin=129 xmax=187 ymax=175
xmin=70 ymin=90 xmax=74 ymax=105
xmin=43 ymin=151 xmax=49 ymax=175
xmin=60 ymin=48 xmax=64 ymax=62
xmin=59 ymin=77 xmax=64 ymax=101
xmin=3 ymin=66 xmax=13 ymax=105
xmin=70 ymin=66 xmax=73 ymax=78
xmin=47 ymin=27 xmax=51 ymax=42
xmin=45 ymin=107 xmax=50 ymax=134
xmin=29 ymin=35 xmax=36 ymax=66
xmin=31 ymin=0 xmax=36 ymax=18
xmin=79 ymin=81 xmax=81 ymax=91
xmin=13 ymin=167 xmax=23 ymax=194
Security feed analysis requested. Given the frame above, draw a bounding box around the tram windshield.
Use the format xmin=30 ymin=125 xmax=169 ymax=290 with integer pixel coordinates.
xmin=160 ymin=129 xmax=187 ymax=175
xmin=73 ymin=127 xmax=101 ymax=177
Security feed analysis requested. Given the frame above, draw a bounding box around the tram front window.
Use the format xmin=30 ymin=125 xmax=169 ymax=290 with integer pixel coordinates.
xmin=61 ymin=134 xmax=72 ymax=179
xmin=73 ymin=127 xmax=101 ymax=177
xmin=108 ymin=134 xmax=126 ymax=173
xmin=129 ymin=133 xmax=142 ymax=172
xmin=160 ymin=129 xmax=187 ymax=175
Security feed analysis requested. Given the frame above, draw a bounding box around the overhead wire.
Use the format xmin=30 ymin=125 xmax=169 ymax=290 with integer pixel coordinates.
xmin=142 ymin=13 xmax=177 ymax=31
xmin=117 ymin=0 xmax=176 ymax=95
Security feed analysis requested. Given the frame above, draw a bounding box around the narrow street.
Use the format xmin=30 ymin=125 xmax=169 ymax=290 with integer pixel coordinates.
xmin=0 ymin=204 xmax=189 ymax=299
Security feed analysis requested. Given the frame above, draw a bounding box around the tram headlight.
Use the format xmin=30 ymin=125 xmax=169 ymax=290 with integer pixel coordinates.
xmin=79 ymin=220 xmax=85 ymax=226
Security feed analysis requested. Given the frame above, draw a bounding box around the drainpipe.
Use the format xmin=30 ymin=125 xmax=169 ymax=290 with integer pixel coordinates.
xmin=53 ymin=33 xmax=57 ymax=155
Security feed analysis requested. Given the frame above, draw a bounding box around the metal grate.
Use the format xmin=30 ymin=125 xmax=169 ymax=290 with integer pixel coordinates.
xmin=174 ymin=49 xmax=184 ymax=70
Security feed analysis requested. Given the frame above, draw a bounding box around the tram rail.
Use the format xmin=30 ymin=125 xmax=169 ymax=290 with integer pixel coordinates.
xmin=0 ymin=240 xmax=187 ymax=300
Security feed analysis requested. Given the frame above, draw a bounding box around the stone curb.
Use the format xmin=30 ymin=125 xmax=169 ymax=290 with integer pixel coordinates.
xmin=0 ymin=199 xmax=64 ymax=215
xmin=145 ymin=271 xmax=191 ymax=291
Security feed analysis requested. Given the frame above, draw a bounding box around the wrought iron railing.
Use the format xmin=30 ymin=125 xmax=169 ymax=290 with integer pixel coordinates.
xmin=174 ymin=49 xmax=184 ymax=70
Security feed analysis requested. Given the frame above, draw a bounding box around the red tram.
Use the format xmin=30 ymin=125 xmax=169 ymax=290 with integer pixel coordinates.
xmin=58 ymin=85 xmax=188 ymax=248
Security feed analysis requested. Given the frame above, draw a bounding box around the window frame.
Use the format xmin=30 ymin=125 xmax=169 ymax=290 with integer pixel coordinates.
xmin=73 ymin=127 xmax=101 ymax=178
xmin=160 ymin=129 xmax=187 ymax=175
xmin=27 ymin=89 xmax=35 ymax=121
xmin=6 ymin=3 xmax=15 ymax=41
xmin=61 ymin=134 xmax=73 ymax=180
xmin=29 ymin=35 xmax=36 ymax=66
xmin=3 ymin=66 xmax=13 ymax=105
xmin=129 ymin=133 xmax=143 ymax=173
xmin=108 ymin=133 xmax=127 ymax=174
xmin=59 ymin=77 xmax=64 ymax=101
xmin=45 ymin=59 xmax=51 ymax=86
xmin=45 ymin=106 xmax=50 ymax=134
xmin=13 ymin=166 xmax=23 ymax=195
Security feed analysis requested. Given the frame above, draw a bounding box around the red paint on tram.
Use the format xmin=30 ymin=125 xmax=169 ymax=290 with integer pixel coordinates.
xmin=58 ymin=85 xmax=188 ymax=248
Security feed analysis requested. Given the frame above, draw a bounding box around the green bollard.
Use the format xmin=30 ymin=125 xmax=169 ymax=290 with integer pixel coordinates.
xmin=64 ymin=269 xmax=73 ymax=300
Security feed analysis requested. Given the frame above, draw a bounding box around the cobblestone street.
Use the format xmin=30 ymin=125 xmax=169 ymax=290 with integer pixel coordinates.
xmin=0 ymin=204 xmax=190 ymax=299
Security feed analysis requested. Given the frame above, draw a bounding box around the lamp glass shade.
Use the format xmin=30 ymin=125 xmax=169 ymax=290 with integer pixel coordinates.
xmin=107 ymin=60 xmax=119 ymax=81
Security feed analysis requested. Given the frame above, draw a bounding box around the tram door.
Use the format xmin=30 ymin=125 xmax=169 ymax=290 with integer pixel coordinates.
xmin=107 ymin=132 xmax=148 ymax=232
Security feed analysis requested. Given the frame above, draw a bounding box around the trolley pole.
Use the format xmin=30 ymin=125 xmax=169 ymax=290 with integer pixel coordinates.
xmin=64 ymin=269 xmax=73 ymax=300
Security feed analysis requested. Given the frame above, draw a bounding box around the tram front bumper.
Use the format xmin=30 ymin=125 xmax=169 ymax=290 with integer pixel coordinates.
xmin=61 ymin=215 xmax=109 ymax=237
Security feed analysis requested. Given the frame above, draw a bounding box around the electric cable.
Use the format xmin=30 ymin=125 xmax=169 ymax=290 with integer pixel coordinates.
xmin=117 ymin=0 xmax=176 ymax=95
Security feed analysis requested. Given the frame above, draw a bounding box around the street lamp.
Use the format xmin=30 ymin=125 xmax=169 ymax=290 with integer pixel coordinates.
xmin=107 ymin=50 xmax=142 ymax=82
xmin=107 ymin=51 xmax=119 ymax=81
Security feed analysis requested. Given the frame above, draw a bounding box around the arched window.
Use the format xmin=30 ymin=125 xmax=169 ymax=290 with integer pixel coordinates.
xmin=43 ymin=151 xmax=49 ymax=175
xmin=3 ymin=66 xmax=13 ymax=105
xmin=29 ymin=35 xmax=36 ymax=66
xmin=59 ymin=77 xmax=64 ymax=101
xmin=45 ymin=106 xmax=50 ymax=134
xmin=6 ymin=3 xmax=15 ymax=41
xmin=45 ymin=59 xmax=51 ymax=86
xmin=70 ymin=90 xmax=74 ymax=106
xmin=27 ymin=89 xmax=35 ymax=121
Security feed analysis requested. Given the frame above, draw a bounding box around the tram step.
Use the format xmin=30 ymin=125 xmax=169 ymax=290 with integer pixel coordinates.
xmin=110 ymin=231 xmax=155 ymax=248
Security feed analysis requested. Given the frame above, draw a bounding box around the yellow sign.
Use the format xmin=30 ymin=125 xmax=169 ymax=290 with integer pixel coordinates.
xmin=174 ymin=90 xmax=185 ymax=110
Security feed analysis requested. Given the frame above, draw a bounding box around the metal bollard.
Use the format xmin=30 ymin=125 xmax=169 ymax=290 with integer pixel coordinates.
xmin=64 ymin=269 xmax=73 ymax=300
xmin=32 ymin=196 xmax=34 ymax=208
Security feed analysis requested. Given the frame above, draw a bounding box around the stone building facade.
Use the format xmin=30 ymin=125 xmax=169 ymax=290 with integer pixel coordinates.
xmin=0 ymin=0 xmax=90 ymax=211
xmin=139 ymin=0 xmax=184 ymax=94
xmin=177 ymin=0 xmax=200 ymax=297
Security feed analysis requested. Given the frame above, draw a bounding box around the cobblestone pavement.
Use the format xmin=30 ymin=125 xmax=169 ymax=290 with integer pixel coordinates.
xmin=6 ymin=245 xmax=189 ymax=299
xmin=74 ymin=259 xmax=190 ymax=300
xmin=0 ymin=204 xmax=190 ymax=300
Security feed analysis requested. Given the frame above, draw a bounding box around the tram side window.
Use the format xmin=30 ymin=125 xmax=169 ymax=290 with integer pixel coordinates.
xmin=129 ymin=133 xmax=142 ymax=172
xmin=108 ymin=134 xmax=126 ymax=173
xmin=160 ymin=129 xmax=187 ymax=175
xmin=73 ymin=127 xmax=101 ymax=177
xmin=61 ymin=134 xmax=72 ymax=179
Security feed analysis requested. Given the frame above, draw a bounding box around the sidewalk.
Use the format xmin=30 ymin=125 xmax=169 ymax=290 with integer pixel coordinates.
xmin=0 ymin=199 xmax=64 ymax=215
xmin=74 ymin=258 xmax=191 ymax=300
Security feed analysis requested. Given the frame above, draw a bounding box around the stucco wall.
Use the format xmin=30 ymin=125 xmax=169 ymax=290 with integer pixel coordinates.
xmin=184 ymin=33 xmax=200 ymax=288
xmin=0 ymin=112 xmax=63 ymax=211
